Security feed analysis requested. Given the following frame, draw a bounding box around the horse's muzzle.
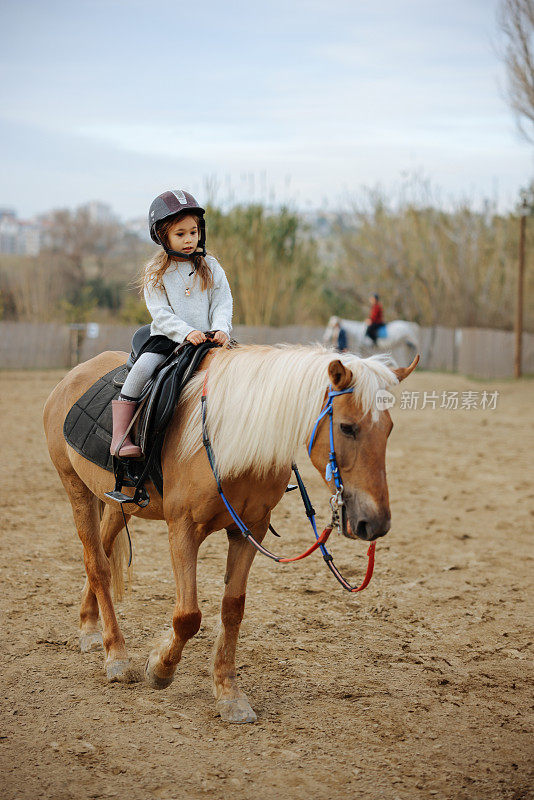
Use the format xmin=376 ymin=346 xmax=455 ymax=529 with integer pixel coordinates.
xmin=353 ymin=516 xmax=391 ymax=541
xmin=344 ymin=491 xmax=391 ymax=541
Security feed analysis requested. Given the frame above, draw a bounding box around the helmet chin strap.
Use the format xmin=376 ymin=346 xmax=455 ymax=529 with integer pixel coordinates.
xmin=158 ymin=238 xmax=205 ymax=275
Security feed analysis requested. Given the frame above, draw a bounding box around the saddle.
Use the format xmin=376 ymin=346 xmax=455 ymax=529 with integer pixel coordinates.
xmin=376 ymin=324 xmax=387 ymax=339
xmin=63 ymin=325 xmax=219 ymax=503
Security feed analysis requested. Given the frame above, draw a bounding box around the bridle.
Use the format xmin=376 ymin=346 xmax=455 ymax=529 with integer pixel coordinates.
xmin=307 ymin=385 xmax=354 ymax=538
xmin=201 ymin=371 xmax=376 ymax=593
xmin=305 ymin=384 xmax=377 ymax=591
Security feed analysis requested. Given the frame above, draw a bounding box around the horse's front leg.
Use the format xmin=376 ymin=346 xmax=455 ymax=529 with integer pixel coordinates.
xmin=212 ymin=516 xmax=269 ymax=723
xmin=145 ymin=518 xmax=202 ymax=689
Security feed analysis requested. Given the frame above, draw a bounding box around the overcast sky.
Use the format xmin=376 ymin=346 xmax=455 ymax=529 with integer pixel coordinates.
xmin=1 ymin=0 xmax=532 ymax=219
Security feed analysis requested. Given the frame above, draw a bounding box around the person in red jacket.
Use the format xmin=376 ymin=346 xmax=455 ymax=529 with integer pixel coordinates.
xmin=365 ymin=293 xmax=385 ymax=344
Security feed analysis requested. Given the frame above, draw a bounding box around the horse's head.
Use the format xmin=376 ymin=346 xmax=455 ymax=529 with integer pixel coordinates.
xmin=309 ymin=355 xmax=419 ymax=542
xmin=323 ymin=316 xmax=340 ymax=346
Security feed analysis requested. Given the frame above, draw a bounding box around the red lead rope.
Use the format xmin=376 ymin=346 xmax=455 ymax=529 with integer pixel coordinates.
xmin=278 ymin=525 xmax=333 ymax=563
xmin=354 ymin=542 xmax=376 ymax=591
xmin=281 ymin=528 xmax=376 ymax=593
xmin=324 ymin=541 xmax=376 ymax=592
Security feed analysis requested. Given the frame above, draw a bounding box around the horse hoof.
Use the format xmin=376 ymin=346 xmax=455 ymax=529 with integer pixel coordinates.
xmin=216 ymin=697 xmax=257 ymax=724
xmin=144 ymin=658 xmax=174 ymax=690
xmin=79 ymin=631 xmax=103 ymax=653
xmin=105 ymin=658 xmax=130 ymax=682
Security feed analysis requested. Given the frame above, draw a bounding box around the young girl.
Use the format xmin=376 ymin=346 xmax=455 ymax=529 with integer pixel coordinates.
xmin=110 ymin=189 xmax=233 ymax=458
xmin=365 ymin=293 xmax=384 ymax=344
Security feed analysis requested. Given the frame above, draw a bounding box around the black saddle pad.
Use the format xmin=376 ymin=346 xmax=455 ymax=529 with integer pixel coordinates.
xmin=63 ymin=365 xmax=125 ymax=474
xmin=63 ymin=340 xmax=220 ymax=497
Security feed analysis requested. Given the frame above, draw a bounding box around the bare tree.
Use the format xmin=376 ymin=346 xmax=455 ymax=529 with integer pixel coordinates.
xmin=40 ymin=205 xmax=123 ymax=287
xmin=334 ymin=180 xmax=534 ymax=332
xmin=499 ymin=0 xmax=534 ymax=141
xmin=1 ymin=253 xmax=72 ymax=322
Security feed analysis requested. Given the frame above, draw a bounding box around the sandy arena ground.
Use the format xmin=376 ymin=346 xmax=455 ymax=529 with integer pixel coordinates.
xmin=1 ymin=365 xmax=533 ymax=800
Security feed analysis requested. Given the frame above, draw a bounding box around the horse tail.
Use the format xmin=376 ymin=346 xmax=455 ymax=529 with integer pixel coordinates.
xmin=97 ymin=499 xmax=132 ymax=602
xmin=110 ymin=528 xmax=131 ymax=601
xmin=406 ymin=323 xmax=420 ymax=353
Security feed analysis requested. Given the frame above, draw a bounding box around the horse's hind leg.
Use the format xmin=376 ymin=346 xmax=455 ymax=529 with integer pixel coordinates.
xmin=59 ymin=469 xmax=130 ymax=681
xmin=212 ymin=517 xmax=269 ymax=724
xmin=79 ymin=503 xmax=131 ymax=654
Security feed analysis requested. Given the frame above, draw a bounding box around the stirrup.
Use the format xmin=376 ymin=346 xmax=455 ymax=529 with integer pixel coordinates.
xmin=105 ymin=458 xmax=150 ymax=508
xmin=105 ymin=489 xmax=136 ymax=504
xmin=104 ymin=485 xmax=149 ymax=508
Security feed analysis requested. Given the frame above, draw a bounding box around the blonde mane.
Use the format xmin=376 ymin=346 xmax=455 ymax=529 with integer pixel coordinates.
xmin=177 ymin=345 xmax=398 ymax=480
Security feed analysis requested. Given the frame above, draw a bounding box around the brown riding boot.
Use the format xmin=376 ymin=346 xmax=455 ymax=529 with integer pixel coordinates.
xmin=110 ymin=399 xmax=142 ymax=458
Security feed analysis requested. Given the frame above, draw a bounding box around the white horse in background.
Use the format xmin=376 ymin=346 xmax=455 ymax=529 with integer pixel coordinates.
xmin=324 ymin=316 xmax=420 ymax=367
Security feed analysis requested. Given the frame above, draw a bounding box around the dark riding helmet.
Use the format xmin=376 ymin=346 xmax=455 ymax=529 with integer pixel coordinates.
xmin=148 ymin=189 xmax=206 ymax=259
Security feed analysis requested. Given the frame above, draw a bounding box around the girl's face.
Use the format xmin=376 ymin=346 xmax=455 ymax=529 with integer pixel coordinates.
xmin=167 ymin=215 xmax=200 ymax=255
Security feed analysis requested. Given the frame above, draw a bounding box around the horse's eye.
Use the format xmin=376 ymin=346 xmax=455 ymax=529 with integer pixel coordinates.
xmin=340 ymin=423 xmax=359 ymax=438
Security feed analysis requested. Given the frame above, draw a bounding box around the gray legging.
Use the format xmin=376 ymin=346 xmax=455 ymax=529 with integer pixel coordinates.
xmin=119 ymin=352 xmax=166 ymax=400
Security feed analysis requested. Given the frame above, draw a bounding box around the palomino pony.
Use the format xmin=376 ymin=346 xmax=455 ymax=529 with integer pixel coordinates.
xmin=43 ymin=344 xmax=418 ymax=723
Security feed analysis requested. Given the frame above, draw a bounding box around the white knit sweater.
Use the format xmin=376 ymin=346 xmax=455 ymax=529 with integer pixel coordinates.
xmin=144 ymin=256 xmax=233 ymax=343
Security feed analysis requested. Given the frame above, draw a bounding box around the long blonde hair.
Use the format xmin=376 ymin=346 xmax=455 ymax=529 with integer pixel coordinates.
xmin=142 ymin=214 xmax=214 ymax=291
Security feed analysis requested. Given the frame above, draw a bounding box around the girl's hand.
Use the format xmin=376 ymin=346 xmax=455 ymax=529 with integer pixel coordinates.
xmin=186 ymin=330 xmax=207 ymax=345
xmin=212 ymin=330 xmax=229 ymax=345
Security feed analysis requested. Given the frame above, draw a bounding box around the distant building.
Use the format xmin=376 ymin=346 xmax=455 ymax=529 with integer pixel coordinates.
xmin=125 ymin=217 xmax=152 ymax=242
xmin=85 ymin=201 xmax=117 ymax=225
xmin=0 ymin=208 xmax=41 ymax=255
xmin=18 ymin=221 xmax=41 ymax=256
xmin=0 ymin=209 xmax=18 ymax=254
xmin=300 ymin=209 xmax=356 ymax=235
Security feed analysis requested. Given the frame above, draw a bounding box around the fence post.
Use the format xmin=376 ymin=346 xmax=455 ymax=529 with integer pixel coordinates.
xmin=515 ymin=197 xmax=528 ymax=379
xmin=69 ymin=324 xmax=86 ymax=368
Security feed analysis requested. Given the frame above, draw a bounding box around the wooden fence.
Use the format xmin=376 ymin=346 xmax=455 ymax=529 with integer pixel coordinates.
xmin=0 ymin=322 xmax=532 ymax=378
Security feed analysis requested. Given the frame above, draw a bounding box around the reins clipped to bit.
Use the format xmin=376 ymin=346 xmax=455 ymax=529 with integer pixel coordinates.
xmin=201 ymin=369 xmax=376 ymax=593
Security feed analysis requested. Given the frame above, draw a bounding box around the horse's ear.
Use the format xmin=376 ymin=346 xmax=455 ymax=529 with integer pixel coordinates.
xmin=393 ymin=354 xmax=420 ymax=383
xmin=328 ymin=359 xmax=353 ymax=390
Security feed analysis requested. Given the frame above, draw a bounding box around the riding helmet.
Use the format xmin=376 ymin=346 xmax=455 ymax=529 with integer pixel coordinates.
xmin=148 ymin=190 xmax=206 ymax=257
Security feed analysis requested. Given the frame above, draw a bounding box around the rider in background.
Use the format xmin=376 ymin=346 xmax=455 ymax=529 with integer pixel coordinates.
xmin=331 ymin=317 xmax=347 ymax=352
xmin=365 ymin=294 xmax=384 ymax=344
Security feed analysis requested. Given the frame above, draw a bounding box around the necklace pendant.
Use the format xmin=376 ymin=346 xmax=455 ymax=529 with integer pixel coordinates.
xmin=185 ymin=288 xmax=191 ymax=296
